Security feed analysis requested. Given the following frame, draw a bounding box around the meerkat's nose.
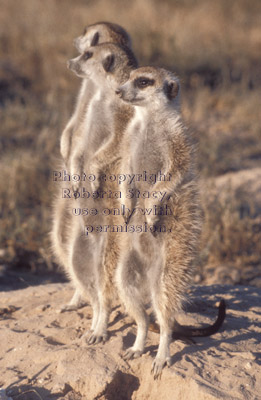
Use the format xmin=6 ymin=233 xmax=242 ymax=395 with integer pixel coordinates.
xmin=115 ymin=88 xmax=123 ymax=97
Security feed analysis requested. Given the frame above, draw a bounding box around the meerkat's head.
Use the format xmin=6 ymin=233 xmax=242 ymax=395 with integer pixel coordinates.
xmin=115 ymin=66 xmax=180 ymax=109
xmin=68 ymin=43 xmax=138 ymax=87
xmin=74 ymin=22 xmax=132 ymax=53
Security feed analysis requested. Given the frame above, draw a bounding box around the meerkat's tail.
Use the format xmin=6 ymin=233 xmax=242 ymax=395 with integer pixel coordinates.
xmin=149 ymin=299 xmax=226 ymax=339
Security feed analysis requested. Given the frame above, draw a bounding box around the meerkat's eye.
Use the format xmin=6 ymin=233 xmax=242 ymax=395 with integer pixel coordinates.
xmin=134 ymin=77 xmax=155 ymax=89
xmin=83 ymin=51 xmax=93 ymax=61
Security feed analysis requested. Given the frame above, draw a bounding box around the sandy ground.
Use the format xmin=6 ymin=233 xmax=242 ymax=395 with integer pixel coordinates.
xmin=0 ymin=283 xmax=260 ymax=400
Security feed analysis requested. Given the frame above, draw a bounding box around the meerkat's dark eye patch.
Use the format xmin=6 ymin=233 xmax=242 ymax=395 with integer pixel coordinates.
xmin=91 ymin=32 xmax=99 ymax=46
xmin=134 ymin=77 xmax=155 ymax=89
xmin=102 ymin=54 xmax=115 ymax=72
xmin=82 ymin=51 xmax=93 ymax=61
xmin=164 ymin=80 xmax=179 ymax=100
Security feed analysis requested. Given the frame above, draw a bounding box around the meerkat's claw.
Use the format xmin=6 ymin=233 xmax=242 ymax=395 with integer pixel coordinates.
xmin=58 ymin=292 xmax=87 ymax=313
xmin=151 ymin=360 xmax=164 ymax=380
xmin=72 ymin=183 xmax=80 ymax=196
xmin=88 ymin=334 xmax=101 ymax=345
xmin=151 ymin=356 xmax=171 ymax=380
xmin=87 ymin=331 xmax=108 ymax=345
xmin=91 ymin=180 xmax=99 ymax=193
xmin=59 ymin=300 xmax=87 ymax=313
xmin=59 ymin=304 xmax=80 ymax=313
xmin=122 ymin=348 xmax=143 ymax=360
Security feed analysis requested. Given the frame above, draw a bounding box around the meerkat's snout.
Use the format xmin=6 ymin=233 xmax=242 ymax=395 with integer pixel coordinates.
xmin=67 ymin=58 xmax=82 ymax=76
xmin=115 ymin=88 xmax=123 ymax=98
xmin=115 ymin=82 xmax=134 ymax=102
xmin=115 ymin=81 xmax=144 ymax=104
xmin=67 ymin=51 xmax=93 ymax=76
xmin=115 ymin=86 xmax=131 ymax=101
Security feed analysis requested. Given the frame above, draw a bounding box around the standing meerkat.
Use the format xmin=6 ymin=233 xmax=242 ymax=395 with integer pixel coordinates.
xmin=51 ymin=23 xmax=133 ymax=311
xmin=87 ymin=65 xmax=226 ymax=345
xmin=65 ymin=43 xmax=138 ymax=342
xmin=113 ymin=66 xmax=202 ymax=378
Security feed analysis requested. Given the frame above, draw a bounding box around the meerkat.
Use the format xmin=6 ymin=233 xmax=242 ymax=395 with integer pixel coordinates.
xmin=65 ymin=43 xmax=138 ymax=342
xmin=60 ymin=22 xmax=132 ymax=165
xmin=86 ymin=62 xmax=225 ymax=346
xmin=51 ymin=23 xmax=133 ymax=311
xmin=111 ymin=66 xmax=202 ymax=379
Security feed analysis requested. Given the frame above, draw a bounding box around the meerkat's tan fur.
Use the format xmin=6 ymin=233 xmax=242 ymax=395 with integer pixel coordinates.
xmin=112 ymin=66 xmax=202 ymax=378
xmin=51 ymin=23 xmax=133 ymax=312
xmin=64 ymin=42 xmax=137 ymax=342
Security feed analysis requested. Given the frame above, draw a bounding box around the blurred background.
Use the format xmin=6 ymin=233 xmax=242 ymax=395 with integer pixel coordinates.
xmin=0 ymin=0 xmax=260 ymax=289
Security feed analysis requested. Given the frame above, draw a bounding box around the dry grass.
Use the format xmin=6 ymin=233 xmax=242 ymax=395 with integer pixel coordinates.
xmin=0 ymin=0 xmax=260 ymax=284
xmin=199 ymin=169 xmax=261 ymax=285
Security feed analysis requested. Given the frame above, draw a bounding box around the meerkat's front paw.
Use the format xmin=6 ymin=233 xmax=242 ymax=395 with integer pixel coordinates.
xmin=91 ymin=178 xmax=100 ymax=193
xmin=144 ymin=200 xmax=161 ymax=236
xmin=70 ymin=171 xmax=81 ymax=194
xmin=151 ymin=355 xmax=171 ymax=380
xmin=146 ymin=211 xmax=159 ymax=231
xmin=71 ymin=182 xmax=81 ymax=197
xmin=145 ymin=200 xmax=157 ymax=225
xmin=146 ymin=213 xmax=158 ymax=227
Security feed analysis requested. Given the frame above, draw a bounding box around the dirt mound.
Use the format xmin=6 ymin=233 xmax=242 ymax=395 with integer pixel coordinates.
xmin=1 ymin=283 xmax=260 ymax=399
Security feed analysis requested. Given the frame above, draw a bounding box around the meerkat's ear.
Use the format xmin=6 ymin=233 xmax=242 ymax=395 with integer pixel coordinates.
xmin=102 ymin=54 xmax=115 ymax=72
xmin=91 ymin=32 xmax=99 ymax=46
xmin=164 ymin=80 xmax=179 ymax=100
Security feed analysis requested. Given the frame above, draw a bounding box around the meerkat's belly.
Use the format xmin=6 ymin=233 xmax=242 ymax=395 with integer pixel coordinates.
xmin=132 ymin=139 xmax=165 ymax=175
